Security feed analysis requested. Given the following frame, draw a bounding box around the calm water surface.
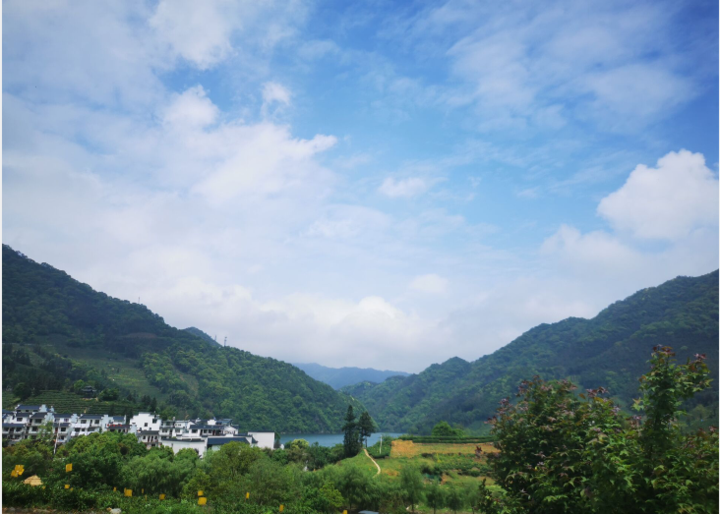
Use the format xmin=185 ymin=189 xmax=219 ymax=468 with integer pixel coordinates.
xmin=280 ymin=432 xmax=404 ymax=447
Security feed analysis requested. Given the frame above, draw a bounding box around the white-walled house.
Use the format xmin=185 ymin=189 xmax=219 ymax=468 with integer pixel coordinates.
xmin=27 ymin=411 xmax=54 ymax=439
xmin=129 ymin=412 xmax=161 ymax=432
xmin=248 ymin=432 xmax=276 ymax=449
xmin=2 ymin=405 xmax=277 ymax=455
xmin=161 ymin=437 xmax=207 ymax=457
xmin=52 ymin=414 xmax=78 ymax=445
xmin=72 ymin=414 xmax=110 ymax=437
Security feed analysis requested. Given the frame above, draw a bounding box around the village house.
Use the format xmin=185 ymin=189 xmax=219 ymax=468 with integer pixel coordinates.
xmin=2 ymin=406 xmax=276 ymax=456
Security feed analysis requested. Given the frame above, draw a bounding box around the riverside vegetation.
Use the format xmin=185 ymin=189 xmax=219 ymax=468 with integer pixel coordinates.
xmin=4 ymin=346 xmax=717 ymax=513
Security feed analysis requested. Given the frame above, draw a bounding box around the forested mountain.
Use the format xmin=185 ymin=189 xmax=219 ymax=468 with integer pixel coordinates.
xmin=292 ymin=362 xmax=410 ymax=389
xmin=344 ymin=270 xmax=719 ymax=433
xmin=2 ymin=245 xmax=361 ymax=433
xmin=183 ymin=326 xmax=220 ymax=346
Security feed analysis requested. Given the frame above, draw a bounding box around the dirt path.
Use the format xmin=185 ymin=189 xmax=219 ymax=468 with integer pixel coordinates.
xmin=364 ymin=448 xmax=381 ymax=476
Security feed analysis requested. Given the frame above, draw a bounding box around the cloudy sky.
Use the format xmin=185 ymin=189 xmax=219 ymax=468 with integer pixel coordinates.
xmin=3 ymin=0 xmax=718 ymax=372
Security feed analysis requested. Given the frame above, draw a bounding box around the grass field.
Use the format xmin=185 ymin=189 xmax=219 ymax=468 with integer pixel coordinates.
xmin=326 ymin=439 xmax=500 ymax=513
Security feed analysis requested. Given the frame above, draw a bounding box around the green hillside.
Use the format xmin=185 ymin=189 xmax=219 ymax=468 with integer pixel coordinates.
xmin=344 ymin=270 xmax=719 ymax=433
xmin=2 ymin=244 xmax=361 ymax=432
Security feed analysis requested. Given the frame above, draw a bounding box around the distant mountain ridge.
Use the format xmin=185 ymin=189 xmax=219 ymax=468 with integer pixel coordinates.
xmin=2 ymin=244 xmax=362 ymax=433
xmin=344 ymin=271 xmax=719 ymax=433
xmin=292 ymin=362 xmax=410 ymax=389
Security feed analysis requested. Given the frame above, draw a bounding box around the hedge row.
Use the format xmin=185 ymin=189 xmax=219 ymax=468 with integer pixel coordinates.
xmin=398 ymin=435 xmax=496 ymax=443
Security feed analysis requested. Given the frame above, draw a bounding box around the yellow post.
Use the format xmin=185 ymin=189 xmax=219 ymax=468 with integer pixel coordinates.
xmin=198 ymin=490 xmax=204 ymax=497
xmin=125 ymin=489 xmax=133 ymax=497
xmin=113 ymin=487 xmax=117 ymax=492
xmin=246 ymin=492 xmax=250 ymax=500
xmin=198 ymin=497 xmax=207 ymax=505
xmin=159 ymin=494 xmax=166 ymax=500
xmin=65 ymin=484 xmax=70 ymax=489
xmin=280 ymin=505 xmax=284 ymax=512
xmin=66 ymin=463 xmax=73 ymax=472
xmin=142 ymin=488 xmax=144 ymax=494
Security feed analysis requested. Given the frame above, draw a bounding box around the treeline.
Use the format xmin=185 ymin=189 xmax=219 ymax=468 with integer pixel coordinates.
xmin=2 ymin=433 xmax=485 ymax=514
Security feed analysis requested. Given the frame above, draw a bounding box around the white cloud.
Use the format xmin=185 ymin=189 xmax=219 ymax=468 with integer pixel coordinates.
xmin=597 ymin=150 xmax=718 ymax=240
xmin=541 ymin=224 xmax=642 ymax=274
xmin=262 ymin=82 xmax=292 ymax=106
xmin=163 ymin=86 xmax=219 ymax=128
xmin=410 ymin=0 xmax=705 ymax=131
xmin=410 ymin=274 xmax=448 ymax=294
xmin=379 ymin=177 xmax=431 ymax=198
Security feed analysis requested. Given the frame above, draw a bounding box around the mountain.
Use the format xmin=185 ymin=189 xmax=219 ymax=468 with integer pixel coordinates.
xmin=183 ymin=326 xmax=220 ymax=346
xmin=344 ymin=271 xmax=719 ymax=433
xmin=292 ymin=362 xmax=410 ymax=389
xmin=1 ymin=245 xmax=362 ymax=433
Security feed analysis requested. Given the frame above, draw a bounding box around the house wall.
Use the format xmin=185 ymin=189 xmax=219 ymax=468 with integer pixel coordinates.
xmin=161 ymin=438 xmax=207 ymax=457
xmin=248 ymin=432 xmax=275 ymax=449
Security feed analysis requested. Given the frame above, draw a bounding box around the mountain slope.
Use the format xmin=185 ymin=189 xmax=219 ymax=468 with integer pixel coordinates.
xmin=183 ymin=326 xmax=220 ymax=346
xmin=2 ymin=245 xmax=361 ymax=433
xmin=344 ymin=271 xmax=719 ymax=433
xmin=292 ymin=362 xmax=410 ymax=389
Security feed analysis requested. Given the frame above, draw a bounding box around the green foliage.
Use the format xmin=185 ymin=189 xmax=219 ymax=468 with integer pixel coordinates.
xmin=367 ymin=435 xmax=394 ymax=459
xmin=431 ymin=421 xmax=465 ymax=437
xmin=119 ymin=446 xmax=198 ymax=497
xmin=398 ymin=435 xmax=495 ymax=443
xmin=425 ymin=480 xmax=445 ymax=514
xmin=487 ymin=346 xmax=719 ymax=513
xmin=2 ymin=438 xmax=54 ymax=478
xmin=399 ymin=464 xmax=424 ymax=512
xmin=56 ymin=431 xmax=146 ymax=489
xmin=358 ymin=410 xmax=375 ymax=447
xmin=342 ymin=405 xmax=361 ymax=457
xmin=346 ymin=271 xmax=718 ymax=432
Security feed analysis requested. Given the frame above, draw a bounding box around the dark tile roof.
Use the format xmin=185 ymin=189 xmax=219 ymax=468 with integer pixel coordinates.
xmin=207 ymin=436 xmax=252 ymax=446
xmin=3 ymin=423 xmax=26 ymax=428
xmin=31 ymin=413 xmax=50 ymax=419
xmin=138 ymin=430 xmax=159 ymax=435
xmin=16 ymin=405 xmax=41 ymax=410
xmin=80 ymin=414 xmax=104 ymax=420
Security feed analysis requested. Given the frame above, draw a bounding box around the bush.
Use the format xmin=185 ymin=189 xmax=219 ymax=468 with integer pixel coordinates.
xmin=2 ymin=480 xmax=48 ymax=507
xmin=367 ymin=435 xmax=394 ymax=459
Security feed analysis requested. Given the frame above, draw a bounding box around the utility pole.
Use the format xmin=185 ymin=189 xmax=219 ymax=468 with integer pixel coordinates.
xmin=223 ymin=336 xmax=227 ymax=347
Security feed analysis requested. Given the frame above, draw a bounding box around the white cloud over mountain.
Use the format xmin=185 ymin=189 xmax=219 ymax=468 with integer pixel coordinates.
xmin=3 ymin=1 xmax=717 ymax=371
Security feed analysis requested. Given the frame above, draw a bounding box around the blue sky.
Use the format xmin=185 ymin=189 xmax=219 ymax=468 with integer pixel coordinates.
xmin=3 ymin=0 xmax=718 ymax=371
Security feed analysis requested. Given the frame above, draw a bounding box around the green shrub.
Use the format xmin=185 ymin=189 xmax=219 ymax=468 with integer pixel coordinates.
xmin=2 ymin=480 xmax=48 ymax=507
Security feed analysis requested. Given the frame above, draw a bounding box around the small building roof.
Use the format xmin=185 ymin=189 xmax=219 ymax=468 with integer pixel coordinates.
xmin=79 ymin=414 xmax=104 ymax=420
xmin=16 ymin=405 xmax=41 ymax=411
xmin=31 ymin=413 xmax=50 ymax=419
xmin=207 ymin=436 xmax=252 ymax=446
xmin=3 ymin=423 xmax=26 ymax=428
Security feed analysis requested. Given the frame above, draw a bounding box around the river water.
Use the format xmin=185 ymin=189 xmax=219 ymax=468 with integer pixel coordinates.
xmin=279 ymin=432 xmax=404 ymax=447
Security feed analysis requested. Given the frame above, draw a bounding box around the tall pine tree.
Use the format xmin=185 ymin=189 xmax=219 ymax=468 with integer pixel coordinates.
xmin=342 ymin=405 xmax=360 ymax=457
xmin=358 ymin=410 xmax=375 ymax=448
